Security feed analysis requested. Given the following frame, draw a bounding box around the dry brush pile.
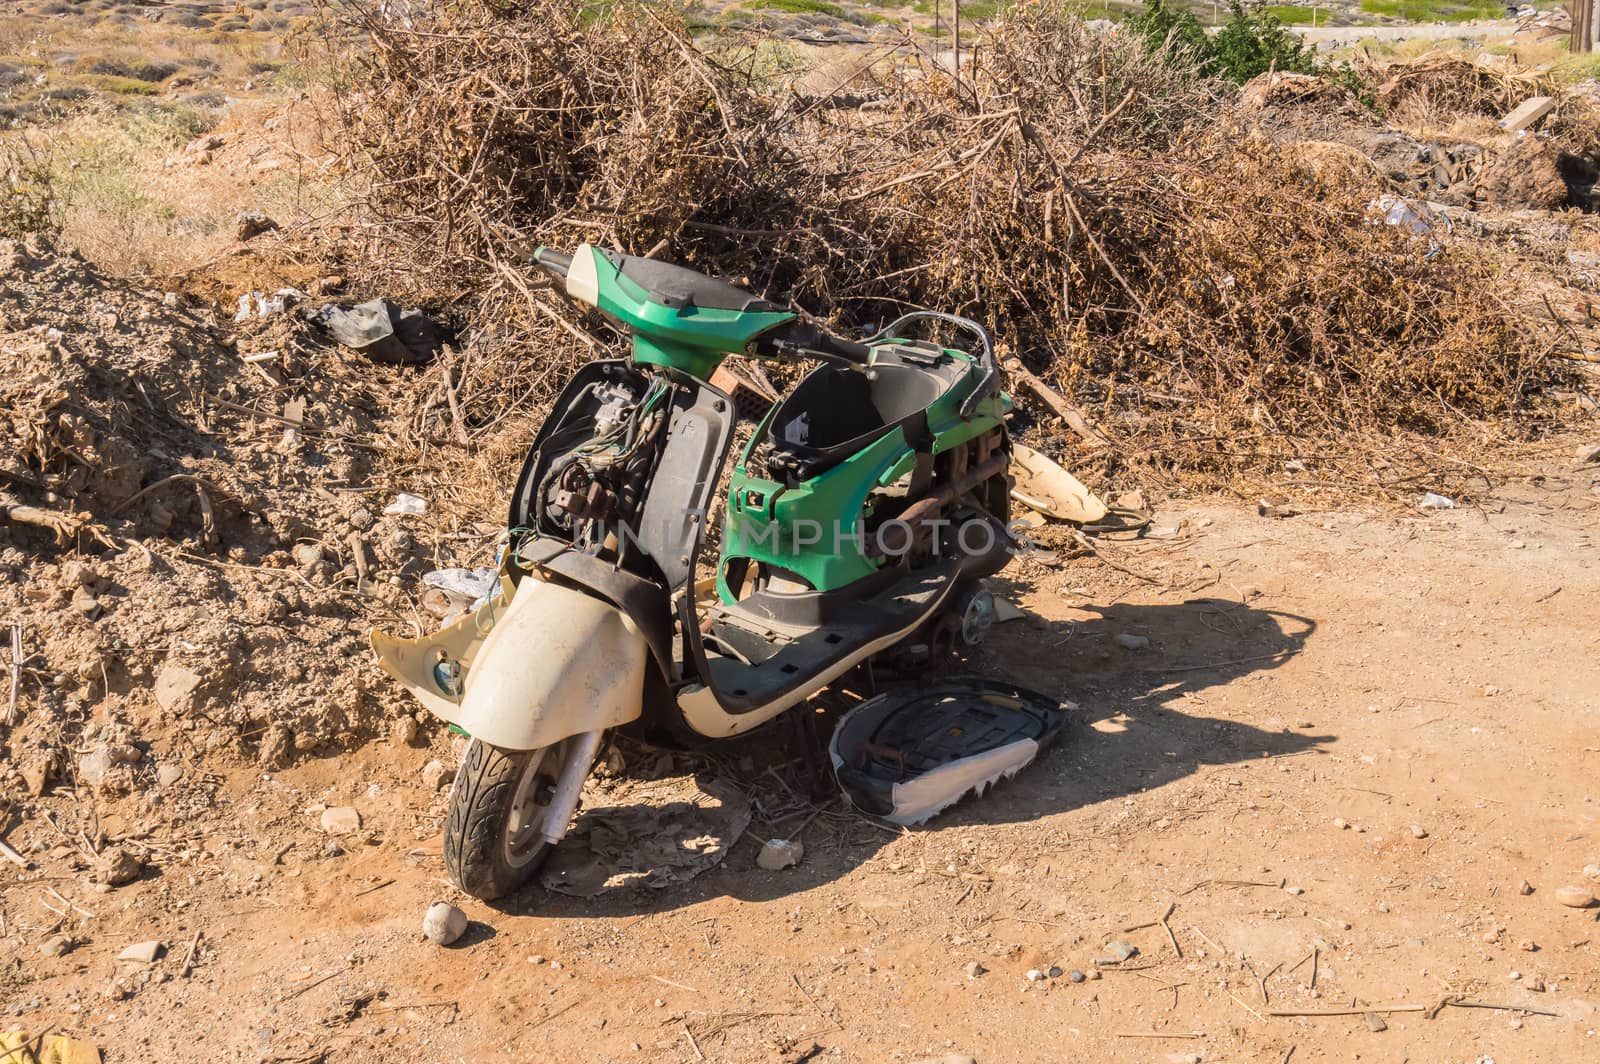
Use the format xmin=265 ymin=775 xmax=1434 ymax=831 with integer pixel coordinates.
xmin=318 ymin=0 xmax=1579 ymax=495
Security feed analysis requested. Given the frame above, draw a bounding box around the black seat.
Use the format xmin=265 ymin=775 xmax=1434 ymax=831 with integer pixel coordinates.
xmin=613 ymin=254 xmax=784 ymax=313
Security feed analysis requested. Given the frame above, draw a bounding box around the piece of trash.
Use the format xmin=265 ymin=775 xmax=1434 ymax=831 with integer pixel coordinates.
xmin=422 ymin=901 xmax=469 ymax=945
xmin=830 ymin=677 xmax=1069 ymax=826
xmin=1008 ymin=442 xmax=1108 ymax=524
xmin=233 ymin=288 xmax=306 ymax=322
xmin=118 ymin=941 xmax=163 ymax=965
xmin=0 ymin=1030 xmax=102 ymax=1063
xmin=1367 ymin=194 xmax=1450 ymax=257
xmin=385 ymin=493 xmax=427 ymax=516
xmin=423 ymin=567 xmax=498 ymax=608
xmin=1417 ymin=492 xmax=1455 ymax=511
xmin=991 ymin=596 xmax=1027 ymax=624
xmin=307 ymin=298 xmax=444 ymax=366
xmin=1499 ymin=96 xmax=1554 ymax=133
xmin=539 ymin=778 xmax=750 ymax=897
xmin=756 ymin=838 xmax=804 ymax=871
xmin=1284 ymin=458 xmax=1306 ymax=473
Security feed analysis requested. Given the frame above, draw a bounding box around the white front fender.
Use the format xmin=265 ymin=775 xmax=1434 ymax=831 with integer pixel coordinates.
xmin=372 ymin=575 xmax=646 ymax=751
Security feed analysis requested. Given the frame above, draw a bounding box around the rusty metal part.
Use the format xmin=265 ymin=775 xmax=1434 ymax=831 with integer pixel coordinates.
xmin=871 ymin=451 xmax=1009 ymax=557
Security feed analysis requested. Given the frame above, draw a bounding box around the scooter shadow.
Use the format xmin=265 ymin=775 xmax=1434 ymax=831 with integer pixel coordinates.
xmin=497 ymin=592 xmax=1329 ymax=917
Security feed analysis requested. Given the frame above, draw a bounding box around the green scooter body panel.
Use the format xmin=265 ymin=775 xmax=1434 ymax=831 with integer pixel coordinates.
xmin=719 ymin=346 xmax=1011 ymax=600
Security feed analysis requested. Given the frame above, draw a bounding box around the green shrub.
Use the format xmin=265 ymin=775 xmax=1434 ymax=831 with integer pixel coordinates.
xmin=0 ymin=143 xmax=56 ymax=239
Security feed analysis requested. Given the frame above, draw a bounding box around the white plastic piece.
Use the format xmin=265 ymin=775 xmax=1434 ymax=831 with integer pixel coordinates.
xmin=1418 ymin=492 xmax=1456 ymax=510
xmin=384 ymin=492 xmax=427 ymax=516
xmin=1009 ymin=442 xmax=1108 ymax=523
xmin=877 ymin=737 xmax=1041 ymax=826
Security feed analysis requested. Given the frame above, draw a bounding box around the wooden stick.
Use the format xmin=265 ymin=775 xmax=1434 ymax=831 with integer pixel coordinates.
xmin=0 ymin=837 xmax=29 ymax=868
xmin=180 ymin=930 xmax=202 ymax=977
xmin=5 ymin=622 xmax=20 ymax=726
xmin=682 ymin=1025 xmax=705 ymax=1061
xmin=1259 ymin=961 xmax=1283 ymax=1006
xmin=1159 ymin=901 xmax=1183 ymax=959
xmin=1230 ymin=991 xmax=1268 ymax=1022
xmin=1190 ymin=925 xmax=1227 ymax=956
xmin=1115 ymin=1032 xmax=1206 ymax=1039
xmin=1448 ymin=999 xmax=1560 ymax=1017
xmin=1269 ymin=1004 xmax=1427 ymax=1017
xmin=1310 ymin=945 xmax=1319 ymax=990
xmin=1003 ymin=358 xmax=1111 ymax=447
xmin=352 ymin=878 xmax=394 ymax=897
xmin=791 ymin=972 xmax=842 ymax=1031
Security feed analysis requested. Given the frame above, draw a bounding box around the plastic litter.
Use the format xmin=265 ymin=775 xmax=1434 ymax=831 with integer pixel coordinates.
xmin=1368 ymin=195 xmax=1451 ymax=258
xmin=423 ymin=567 xmax=499 ymax=609
xmin=1418 ymin=492 xmax=1456 ymax=510
xmin=384 ymin=493 xmax=427 ymax=516
xmin=307 ymin=297 xmax=443 ymax=365
xmin=233 ymin=288 xmax=306 ymax=321
xmin=1008 ymin=442 xmax=1108 ymax=524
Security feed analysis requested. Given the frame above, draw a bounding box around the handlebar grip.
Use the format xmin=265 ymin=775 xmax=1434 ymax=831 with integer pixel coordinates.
xmin=533 ymin=247 xmax=572 ymax=279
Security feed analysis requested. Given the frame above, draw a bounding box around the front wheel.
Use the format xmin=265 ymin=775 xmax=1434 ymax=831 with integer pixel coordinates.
xmin=444 ymin=736 xmax=585 ymax=900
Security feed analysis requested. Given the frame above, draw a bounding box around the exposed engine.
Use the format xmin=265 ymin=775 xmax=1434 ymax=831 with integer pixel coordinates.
xmin=535 ymin=375 xmax=671 ymax=557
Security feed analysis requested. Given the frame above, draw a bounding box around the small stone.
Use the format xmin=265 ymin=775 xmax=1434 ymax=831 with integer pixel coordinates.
xmin=348 ymin=506 xmax=375 ymax=531
xmin=757 ymin=838 xmax=803 ymax=871
xmin=1410 ymin=824 xmax=1429 ymax=839
xmin=528 ymin=954 xmax=546 ymax=965
xmin=1519 ymin=939 xmax=1538 ymax=952
xmin=292 ymin=543 xmax=324 ymax=569
xmin=236 ymin=211 xmax=279 ymax=241
xmin=95 ymin=846 xmax=143 ymax=887
xmin=70 ymin=586 xmax=99 ymax=616
xmin=1284 ymin=885 xmax=1304 ymax=896
xmin=60 ymin=560 xmax=100 ymax=588
xmin=153 ymin=665 xmax=204 ymax=713
xmin=320 ymin=806 xmax=362 ymax=835
xmin=390 ymin=716 xmax=418 ymax=746
xmin=1112 ymin=633 xmax=1150 ymax=651
xmin=1115 ymin=489 xmax=1147 ymax=511
xmin=322 ymin=838 xmax=345 ymax=858
xmin=1553 ymin=885 xmax=1596 ymax=908
xmin=421 ymin=901 xmax=468 ymax=945
xmin=1086 ymin=968 xmax=1101 ymax=980
xmin=1067 ymin=969 xmax=1086 ymax=983
xmin=911 ymin=1057 xmax=976 ymax=1064
xmin=1046 ymin=965 xmax=1062 ymax=979
xmin=1582 ymin=864 xmax=1600 ymax=881
xmin=1332 ymin=818 xmax=1348 ymax=830
xmin=1025 ymin=969 xmax=1045 ymax=982
xmin=39 ymin=934 xmax=73 ymax=957
xmin=421 ymin=759 xmax=452 ymax=792
xmin=964 ymin=961 xmax=986 ymax=979
xmin=1576 ymin=442 xmax=1600 ymax=464
xmin=1363 ymin=1012 xmax=1388 ymax=1032
xmin=1517 ymin=879 xmax=1534 ymax=896
xmin=1509 ymin=970 xmax=1522 ymax=980
xmin=118 ymin=941 xmax=163 ymax=964
xmin=78 ymin=746 xmax=112 ymax=786
xmin=1526 ymin=974 xmax=1545 ymax=992
xmin=549 ymin=960 xmax=562 ymax=970
xmin=1105 ymin=939 xmax=1138 ymax=962
xmin=156 ymin=763 xmax=184 ymax=788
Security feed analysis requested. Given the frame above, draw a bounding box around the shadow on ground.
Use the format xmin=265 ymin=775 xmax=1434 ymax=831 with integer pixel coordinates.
xmin=490 ymin=591 xmax=1329 ymax=918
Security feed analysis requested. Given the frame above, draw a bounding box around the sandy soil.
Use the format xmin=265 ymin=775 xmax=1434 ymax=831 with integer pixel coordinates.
xmin=5 ymin=448 xmax=1597 ymax=1063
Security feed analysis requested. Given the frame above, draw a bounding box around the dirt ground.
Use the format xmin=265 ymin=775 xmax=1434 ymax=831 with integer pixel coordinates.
xmin=4 ymin=448 xmax=1597 ymax=1062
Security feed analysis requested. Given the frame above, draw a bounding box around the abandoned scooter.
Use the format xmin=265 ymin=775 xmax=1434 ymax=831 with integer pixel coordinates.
xmin=373 ymin=245 xmax=1020 ymax=899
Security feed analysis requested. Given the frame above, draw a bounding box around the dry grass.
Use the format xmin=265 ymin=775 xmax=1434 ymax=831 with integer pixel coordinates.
xmin=308 ymin=0 xmax=1580 ymax=504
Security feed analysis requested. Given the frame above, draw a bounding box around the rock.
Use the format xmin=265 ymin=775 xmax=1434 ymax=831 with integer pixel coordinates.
xmin=39 ymin=934 xmax=73 ymax=957
xmin=258 ymin=724 xmax=293 ymax=769
xmin=95 ymin=846 xmax=143 ymax=886
xmin=390 ymin=716 xmax=418 ymax=746
xmin=60 ymin=560 xmax=100 ymax=588
xmin=1025 ymin=969 xmax=1045 ymax=982
xmin=1552 ymin=885 xmax=1596 ymax=908
xmin=1526 ymin=974 xmax=1546 ymax=992
xmin=20 ymin=760 xmax=50 ymax=796
xmin=1113 ymin=633 xmax=1150 ymax=651
xmin=1116 ymin=489 xmax=1147 ymax=511
xmin=1518 ymin=939 xmax=1537 ymax=952
xmin=322 ymin=838 xmax=345 ymax=858
xmin=1517 ymin=879 xmax=1534 ymax=896
xmin=292 ymin=543 xmax=324 ymax=569
xmin=70 ymin=586 xmax=99 ymax=616
xmin=320 ymin=806 xmax=362 ymax=835
xmin=1583 ymin=864 xmax=1600 ymax=881
xmin=910 ymin=1057 xmax=976 ymax=1064
xmin=422 ymin=901 xmax=468 ymax=945
xmin=1067 ymin=969 xmax=1086 ymax=983
xmin=1410 ymin=824 xmax=1429 ymax=839
xmin=964 ymin=961 xmax=987 ymax=979
xmin=1257 ymin=496 xmax=1298 ymax=519
xmin=1086 ymin=968 xmax=1101 ymax=980
xmin=78 ymin=746 xmax=112 ymax=787
xmin=236 ymin=211 xmax=279 ymax=241
xmin=1363 ymin=1011 xmax=1388 ymax=1032
xmin=1332 ymin=817 xmax=1348 ymax=830
xmin=757 ymin=838 xmax=803 ymax=871
xmin=1105 ymin=939 xmax=1138 ymax=962
xmin=1284 ymin=885 xmax=1304 ymax=895
xmin=153 ymin=665 xmax=204 ymax=713
xmin=118 ymin=940 xmax=163 ymax=964
xmin=348 ymin=506 xmax=375 ymax=531
xmin=421 ymin=759 xmax=452 ymax=792
xmin=1578 ymin=443 xmax=1600 ymax=464
xmin=1046 ymin=965 xmax=1062 ymax=978
xmin=156 ymin=763 xmax=184 ymax=788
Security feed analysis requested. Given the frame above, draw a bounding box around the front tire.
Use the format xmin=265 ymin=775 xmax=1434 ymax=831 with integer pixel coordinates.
xmin=444 ymin=737 xmax=575 ymax=900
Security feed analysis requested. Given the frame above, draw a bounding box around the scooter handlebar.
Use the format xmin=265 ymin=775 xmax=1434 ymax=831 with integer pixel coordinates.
xmin=533 ymin=247 xmax=572 ymax=279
